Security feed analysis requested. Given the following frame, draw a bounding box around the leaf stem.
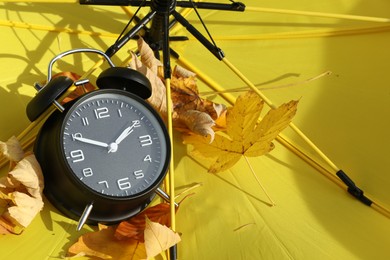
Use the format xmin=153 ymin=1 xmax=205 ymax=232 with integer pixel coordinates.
xmin=244 ymin=156 xmax=275 ymax=207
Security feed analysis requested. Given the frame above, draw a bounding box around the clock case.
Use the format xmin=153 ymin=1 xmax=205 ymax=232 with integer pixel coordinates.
xmin=27 ymin=49 xmax=171 ymax=224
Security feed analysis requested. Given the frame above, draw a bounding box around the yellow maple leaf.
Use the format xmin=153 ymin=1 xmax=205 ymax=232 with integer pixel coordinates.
xmin=183 ymin=91 xmax=299 ymax=173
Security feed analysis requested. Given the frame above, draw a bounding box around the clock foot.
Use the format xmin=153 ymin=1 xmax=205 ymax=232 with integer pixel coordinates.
xmin=77 ymin=203 xmax=94 ymax=231
xmin=156 ymin=187 xmax=179 ymax=207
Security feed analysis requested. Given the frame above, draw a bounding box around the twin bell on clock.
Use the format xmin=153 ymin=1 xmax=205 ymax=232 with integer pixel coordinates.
xmin=26 ymin=48 xmax=171 ymax=229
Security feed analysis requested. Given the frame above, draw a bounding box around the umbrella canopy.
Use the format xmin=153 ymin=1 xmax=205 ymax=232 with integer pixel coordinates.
xmin=0 ymin=0 xmax=389 ymax=259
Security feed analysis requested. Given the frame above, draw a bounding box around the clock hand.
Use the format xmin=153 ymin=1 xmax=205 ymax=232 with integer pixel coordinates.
xmin=73 ymin=136 xmax=109 ymax=148
xmin=108 ymin=120 xmax=141 ymax=153
xmin=114 ymin=125 xmax=134 ymax=145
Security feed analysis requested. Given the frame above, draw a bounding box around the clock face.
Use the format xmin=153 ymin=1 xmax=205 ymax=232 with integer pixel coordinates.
xmin=60 ymin=89 xmax=169 ymax=198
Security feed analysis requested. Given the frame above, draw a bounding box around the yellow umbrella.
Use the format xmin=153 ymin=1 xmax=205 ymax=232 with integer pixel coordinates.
xmin=0 ymin=0 xmax=389 ymax=259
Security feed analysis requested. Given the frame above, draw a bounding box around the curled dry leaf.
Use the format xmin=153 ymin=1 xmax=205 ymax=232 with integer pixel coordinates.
xmin=0 ymin=136 xmax=24 ymax=166
xmin=178 ymin=110 xmax=215 ymax=142
xmin=128 ymin=38 xmax=167 ymax=115
xmin=183 ymin=91 xmax=299 ymax=173
xmin=0 ymin=137 xmax=44 ymax=234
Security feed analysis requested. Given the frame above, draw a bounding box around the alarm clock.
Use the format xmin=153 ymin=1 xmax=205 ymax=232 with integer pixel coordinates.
xmin=26 ymin=49 xmax=171 ymax=227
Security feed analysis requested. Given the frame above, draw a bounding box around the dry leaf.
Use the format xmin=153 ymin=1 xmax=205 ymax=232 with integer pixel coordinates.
xmin=115 ymin=203 xmax=173 ymax=242
xmin=8 ymin=154 xmax=44 ymax=199
xmin=0 ymin=137 xmax=44 ymax=233
xmin=144 ymin=217 xmax=181 ymax=259
xmin=138 ymin=37 xmax=162 ymax=74
xmin=169 ymin=66 xmax=226 ymax=141
xmin=68 ymin=224 xmax=147 ymax=260
xmin=5 ymin=191 xmax=44 ymax=227
xmin=0 ymin=136 xmax=24 ymax=164
xmin=128 ymin=44 xmax=167 ymax=114
xmin=178 ymin=110 xmax=215 ymax=141
xmin=183 ymin=91 xmax=298 ymax=173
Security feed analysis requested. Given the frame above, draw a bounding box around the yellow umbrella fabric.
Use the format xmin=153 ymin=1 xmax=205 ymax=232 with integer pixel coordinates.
xmin=0 ymin=0 xmax=389 ymax=259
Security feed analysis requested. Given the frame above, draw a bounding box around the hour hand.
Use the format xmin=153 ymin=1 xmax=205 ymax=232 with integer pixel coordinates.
xmin=73 ymin=136 xmax=109 ymax=148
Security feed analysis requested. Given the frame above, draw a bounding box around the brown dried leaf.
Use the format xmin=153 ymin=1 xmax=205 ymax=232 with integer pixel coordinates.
xmin=178 ymin=110 xmax=215 ymax=142
xmin=169 ymin=69 xmax=226 ymax=139
xmin=138 ymin=37 xmax=162 ymax=74
xmin=128 ymin=51 xmax=167 ymax=115
xmin=172 ymin=64 xmax=196 ymax=78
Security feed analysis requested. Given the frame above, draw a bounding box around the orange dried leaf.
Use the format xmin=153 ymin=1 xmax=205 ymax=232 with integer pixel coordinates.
xmin=183 ymin=91 xmax=299 ymax=173
xmin=144 ymin=217 xmax=181 ymax=259
xmin=115 ymin=203 xmax=173 ymax=242
xmin=68 ymin=224 xmax=147 ymax=260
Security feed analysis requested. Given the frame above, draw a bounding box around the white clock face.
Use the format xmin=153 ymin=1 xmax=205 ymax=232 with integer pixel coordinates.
xmin=61 ymin=89 xmax=169 ymax=197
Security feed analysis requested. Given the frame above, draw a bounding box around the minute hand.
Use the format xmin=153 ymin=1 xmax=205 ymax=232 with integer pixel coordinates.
xmin=73 ymin=136 xmax=109 ymax=148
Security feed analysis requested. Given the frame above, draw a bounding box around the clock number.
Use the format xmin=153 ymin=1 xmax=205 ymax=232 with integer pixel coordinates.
xmin=133 ymin=170 xmax=144 ymax=179
xmin=94 ymin=107 xmax=110 ymax=119
xmin=139 ymin=135 xmax=152 ymax=147
xmin=117 ymin=177 xmax=132 ymax=190
xmin=82 ymin=168 xmax=93 ymax=177
xmin=143 ymin=155 xmax=152 ymax=162
xmin=71 ymin=133 xmax=82 ymax=141
xmin=70 ymin=149 xmax=84 ymax=163
xmin=98 ymin=180 xmax=109 ymax=189
xmin=82 ymin=117 xmax=89 ymax=126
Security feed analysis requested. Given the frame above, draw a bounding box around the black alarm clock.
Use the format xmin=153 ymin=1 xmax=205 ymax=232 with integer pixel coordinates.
xmin=26 ymin=49 xmax=171 ymax=228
